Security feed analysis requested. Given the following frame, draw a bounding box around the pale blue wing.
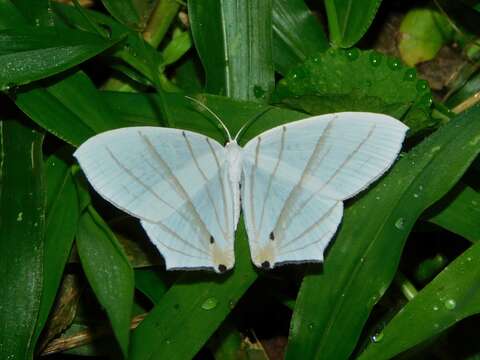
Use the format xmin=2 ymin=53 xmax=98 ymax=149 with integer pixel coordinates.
xmin=241 ymin=112 xmax=408 ymax=268
xmin=74 ymin=127 xmax=236 ymax=272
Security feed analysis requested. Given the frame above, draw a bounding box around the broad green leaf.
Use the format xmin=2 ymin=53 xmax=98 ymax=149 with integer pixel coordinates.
xmin=209 ymin=322 xmax=243 ymax=360
xmin=0 ymin=0 xmax=28 ymax=29
xmin=272 ymin=0 xmax=328 ymax=75
xmin=398 ymin=9 xmax=454 ymax=67
xmin=135 ymin=268 xmax=169 ymax=304
xmin=76 ymin=206 xmax=134 ymax=356
xmin=286 ymin=104 xmax=480 ymax=360
xmin=100 ymin=0 xmax=140 ymax=28
xmin=426 ymin=183 xmax=480 ymax=243
xmin=0 ymin=26 xmax=119 ymax=90
xmin=15 ymin=71 xmax=128 ymax=146
xmin=0 ymin=118 xmax=45 ymax=359
xmin=189 ymin=0 xmax=274 ymax=102
xmin=31 ymin=154 xmax=80 ymax=348
xmin=274 ymin=49 xmax=434 ymax=135
xmin=53 ymin=2 xmax=165 ymax=87
xmin=11 ymin=0 xmax=54 ymax=26
xmin=162 ymin=30 xmax=192 ymax=66
xmin=99 ymin=91 xmax=306 ymax=141
xmin=173 ymin=58 xmax=203 ymax=93
xmin=129 ymin=220 xmax=257 ymax=360
xmin=359 ymin=241 xmax=480 ymax=360
xmin=324 ymin=0 xmax=383 ymax=47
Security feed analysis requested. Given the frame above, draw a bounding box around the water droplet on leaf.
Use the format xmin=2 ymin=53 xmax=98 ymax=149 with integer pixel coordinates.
xmin=416 ymin=79 xmax=429 ymax=92
xmin=369 ymin=52 xmax=382 ymax=67
xmin=395 ymin=218 xmax=405 ymax=230
xmin=345 ymin=48 xmax=360 ymax=61
xmin=371 ymin=332 xmax=384 ymax=343
xmin=444 ymin=299 xmax=456 ymax=310
xmin=403 ymin=69 xmax=416 ymax=81
xmin=387 ymin=58 xmax=402 ymax=70
xmin=201 ymin=297 xmax=218 ymax=310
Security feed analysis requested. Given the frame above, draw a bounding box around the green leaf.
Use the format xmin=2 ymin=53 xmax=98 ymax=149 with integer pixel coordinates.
xmin=0 ymin=26 xmax=119 ymax=90
xmin=398 ymin=8 xmax=454 ymax=67
xmin=11 ymin=0 xmax=54 ymax=26
xmin=189 ymin=0 xmax=274 ymax=102
xmin=426 ymin=183 xmax=480 ymax=243
xmin=99 ymin=91 xmax=306 ymax=142
xmin=162 ymin=30 xmax=192 ymax=67
xmin=286 ymin=104 xmax=480 ymax=360
xmin=0 ymin=0 xmax=28 ymax=29
xmin=135 ymin=268 xmax=169 ymax=304
xmin=76 ymin=205 xmax=134 ymax=357
xmin=324 ymin=0 xmax=383 ymax=47
xmin=100 ymin=0 xmax=140 ymax=28
xmin=274 ymin=49 xmax=434 ymax=135
xmin=15 ymin=71 xmax=127 ymax=146
xmin=53 ymin=2 xmax=164 ymax=88
xmin=272 ymin=0 xmax=328 ymax=75
xmin=0 ymin=118 xmax=45 ymax=359
xmin=129 ymin=220 xmax=257 ymax=360
xmin=358 ymin=241 xmax=480 ymax=360
xmin=31 ymin=153 xmax=80 ymax=347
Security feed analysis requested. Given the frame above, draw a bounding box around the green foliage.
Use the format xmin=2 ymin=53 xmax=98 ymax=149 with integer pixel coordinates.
xmin=0 ymin=27 xmax=120 ymax=90
xmin=0 ymin=119 xmax=45 ymax=359
xmin=359 ymin=241 xmax=480 ymax=360
xmin=1 ymin=0 xmax=480 ymax=359
xmin=76 ymin=206 xmax=134 ymax=356
xmin=286 ymin=103 xmax=480 ymax=360
xmin=398 ymin=8 xmax=454 ymax=66
xmin=325 ymin=0 xmax=383 ymax=47
xmin=274 ymin=48 xmax=435 ymax=135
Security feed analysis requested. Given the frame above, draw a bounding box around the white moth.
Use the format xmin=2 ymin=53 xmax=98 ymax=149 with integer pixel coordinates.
xmin=74 ymin=104 xmax=408 ymax=273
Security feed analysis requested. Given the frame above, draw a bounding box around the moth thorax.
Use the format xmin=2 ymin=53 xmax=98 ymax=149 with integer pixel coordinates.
xmin=225 ymin=141 xmax=242 ymax=183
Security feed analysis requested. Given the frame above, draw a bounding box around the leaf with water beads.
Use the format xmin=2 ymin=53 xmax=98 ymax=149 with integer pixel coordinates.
xmin=273 ymin=48 xmax=435 ymax=135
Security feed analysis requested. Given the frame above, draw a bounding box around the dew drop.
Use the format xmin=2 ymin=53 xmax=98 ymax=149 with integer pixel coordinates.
xmin=16 ymin=212 xmax=23 ymax=222
xmin=387 ymin=58 xmax=402 ymax=71
xmin=369 ymin=52 xmax=382 ymax=67
xmin=345 ymin=48 xmax=360 ymax=61
xmin=308 ymin=322 xmax=314 ymax=330
xmin=403 ymin=69 xmax=416 ymax=81
xmin=165 ymin=339 xmax=171 ymax=345
xmin=413 ymin=193 xmax=419 ymax=198
xmin=433 ymin=305 xmax=439 ymax=311
xmin=371 ymin=332 xmax=384 ymax=343
xmin=416 ymin=79 xmax=429 ymax=92
xmin=327 ymin=48 xmax=336 ymax=56
xmin=201 ymin=297 xmax=218 ymax=310
xmin=467 ymin=257 xmax=472 ymax=262
xmin=420 ymin=93 xmax=433 ymax=106
xmin=433 ymin=323 xmax=440 ymax=329
xmin=394 ymin=218 xmax=405 ymax=230
xmin=313 ymin=56 xmax=320 ymax=62
xmin=444 ymin=299 xmax=456 ymax=310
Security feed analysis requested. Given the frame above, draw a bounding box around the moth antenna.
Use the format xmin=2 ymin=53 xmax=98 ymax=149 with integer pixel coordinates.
xmin=234 ymin=106 xmax=274 ymax=142
xmin=185 ymin=96 xmax=233 ymax=141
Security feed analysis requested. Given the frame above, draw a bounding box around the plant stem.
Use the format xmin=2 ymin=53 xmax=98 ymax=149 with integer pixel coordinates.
xmin=143 ymin=0 xmax=181 ymax=47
